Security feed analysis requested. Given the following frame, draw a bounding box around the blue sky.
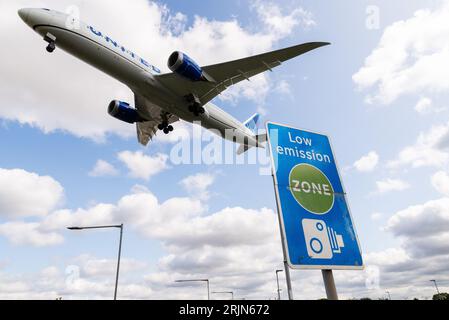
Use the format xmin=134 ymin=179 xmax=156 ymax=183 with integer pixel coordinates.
xmin=1 ymin=0 xmax=449 ymax=299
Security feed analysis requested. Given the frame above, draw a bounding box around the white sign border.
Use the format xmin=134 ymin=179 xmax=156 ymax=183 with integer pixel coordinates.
xmin=266 ymin=121 xmax=364 ymax=270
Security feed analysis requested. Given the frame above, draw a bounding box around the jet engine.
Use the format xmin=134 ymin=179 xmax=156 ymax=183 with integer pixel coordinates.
xmin=108 ymin=100 xmax=142 ymax=124
xmin=168 ymin=51 xmax=212 ymax=82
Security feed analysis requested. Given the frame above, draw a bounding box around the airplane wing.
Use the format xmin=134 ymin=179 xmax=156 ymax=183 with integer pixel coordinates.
xmin=155 ymin=42 xmax=330 ymax=105
xmin=134 ymin=93 xmax=179 ymax=146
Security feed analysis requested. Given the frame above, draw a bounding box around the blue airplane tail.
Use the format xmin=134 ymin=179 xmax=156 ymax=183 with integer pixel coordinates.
xmin=243 ymin=113 xmax=260 ymax=135
xmin=237 ymin=113 xmax=266 ymax=155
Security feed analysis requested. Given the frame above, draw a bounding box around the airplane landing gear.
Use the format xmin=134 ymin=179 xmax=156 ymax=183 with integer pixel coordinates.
xmin=46 ymin=42 xmax=55 ymax=53
xmin=188 ymin=103 xmax=205 ymax=116
xmin=44 ymin=33 xmax=56 ymax=53
xmin=185 ymin=94 xmax=205 ymax=116
xmin=163 ymin=125 xmax=174 ymax=134
xmin=158 ymin=122 xmax=174 ymax=134
xmin=158 ymin=114 xmax=174 ymax=134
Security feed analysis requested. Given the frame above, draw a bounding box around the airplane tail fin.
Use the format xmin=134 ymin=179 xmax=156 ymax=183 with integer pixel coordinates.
xmin=243 ymin=113 xmax=260 ymax=135
xmin=237 ymin=113 xmax=266 ymax=155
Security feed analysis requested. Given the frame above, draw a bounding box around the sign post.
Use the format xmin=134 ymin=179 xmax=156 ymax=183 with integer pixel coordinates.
xmin=272 ymin=174 xmax=294 ymax=300
xmin=322 ymin=269 xmax=338 ymax=300
xmin=266 ymin=122 xmax=363 ymax=300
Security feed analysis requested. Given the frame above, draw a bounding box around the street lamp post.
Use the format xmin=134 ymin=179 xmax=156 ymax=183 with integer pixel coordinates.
xmin=212 ymin=291 xmax=234 ymax=300
xmin=67 ymin=224 xmax=124 ymax=300
xmin=175 ymin=279 xmax=210 ymax=300
xmin=430 ymin=280 xmax=440 ymax=295
xmin=275 ymin=269 xmax=283 ymax=300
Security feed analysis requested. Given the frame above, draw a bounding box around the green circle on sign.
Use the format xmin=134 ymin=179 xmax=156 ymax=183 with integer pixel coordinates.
xmin=289 ymin=163 xmax=334 ymax=214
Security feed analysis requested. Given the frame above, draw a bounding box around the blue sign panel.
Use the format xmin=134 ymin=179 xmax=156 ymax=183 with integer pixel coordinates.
xmin=266 ymin=122 xmax=363 ymax=269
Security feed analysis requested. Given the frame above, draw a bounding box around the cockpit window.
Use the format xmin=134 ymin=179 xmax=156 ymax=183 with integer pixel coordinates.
xmin=42 ymin=8 xmax=50 ymax=11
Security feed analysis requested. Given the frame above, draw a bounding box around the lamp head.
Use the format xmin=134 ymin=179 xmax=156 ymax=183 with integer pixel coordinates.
xmin=67 ymin=227 xmax=83 ymax=230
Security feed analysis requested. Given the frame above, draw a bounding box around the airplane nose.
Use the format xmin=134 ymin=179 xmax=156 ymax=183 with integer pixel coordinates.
xmin=18 ymin=8 xmax=52 ymax=29
xmin=18 ymin=8 xmax=30 ymax=23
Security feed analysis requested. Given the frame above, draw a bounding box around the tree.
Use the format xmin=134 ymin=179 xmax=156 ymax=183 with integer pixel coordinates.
xmin=432 ymin=293 xmax=449 ymax=300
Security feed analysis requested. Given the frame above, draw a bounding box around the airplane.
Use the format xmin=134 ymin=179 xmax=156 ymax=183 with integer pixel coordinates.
xmin=18 ymin=8 xmax=329 ymax=154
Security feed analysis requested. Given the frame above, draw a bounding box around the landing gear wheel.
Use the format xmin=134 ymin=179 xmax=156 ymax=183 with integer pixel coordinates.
xmin=44 ymin=33 xmax=57 ymax=53
xmin=167 ymin=125 xmax=174 ymax=132
xmin=163 ymin=127 xmax=170 ymax=134
xmin=46 ymin=42 xmax=55 ymax=53
xmin=188 ymin=101 xmax=204 ymax=117
xmin=158 ymin=121 xmax=168 ymax=131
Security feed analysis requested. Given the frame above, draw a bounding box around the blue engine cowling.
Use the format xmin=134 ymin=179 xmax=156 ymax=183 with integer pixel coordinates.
xmin=168 ymin=51 xmax=207 ymax=81
xmin=108 ymin=100 xmax=142 ymax=124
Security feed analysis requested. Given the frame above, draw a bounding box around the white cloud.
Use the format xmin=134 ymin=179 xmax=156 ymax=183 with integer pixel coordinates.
xmin=375 ymin=178 xmax=410 ymax=194
xmin=354 ymin=151 xmax=379 ymax=172
xmin=88 ymin=160 xmax=119 ymax=177
xmin=385 ymin=197 xmax=449 ymax=259
xmin=0 ymin=179 xmax=285 ymax=299
xmin=117 ymin=151 xmax=168 ymax=180
xmin=40 ymin=204 xmax=117 ymax=233
xmin=253 ymin=0 xmax=316 ymax=37
xmin=274 ymin=80 xmax=292 ymax=95
xmin=0 ymin=261 xmax=154 ymax=299
xmin=414 ymin=97 xmax=432 ymax=114
xmin=0 ymin=222 xmax=63 ymax=247
xmin=220 ymin=75 xmax=271 ymax=105
xmin=388 ymin=121 xmax=449 ymax=169
xmin=153 ymin=206 xmax=277 ymax=250
xmin=0 ymin=168 xmax=64 ymax=218
xmin=180 ymin=172 xmax=215 ymax=200
xmin=414 ymin=97 xmax=446 ymax=114
xmin=40 ymin=266 xmax=60 ymax=279
xmin=432 ymin=171 xmax=449 ymax=196
xmin=0 ymin=275 xmax=30 ymax=295
xmin=0 ymin=172 xmax=279 ymax=282
xmin=357 ymin=195 xmax=449 ymax=299
xmin=2 ymin=177 xmax=449 ymax=299
xmin=386 ymin=198 xmax=449 ymax=239
xmin=370 ymin=212 xmax=384 ymax=221
xmin=365 ymin=247 xmax=411 ymax=267
xmin=353 ymin=2 xmax=449 ymax=105
xmin=0 ymin=0 xmax=313 ymax=141
xmin=0 ymin=169 xmax=448 ymax=299
xmin=67 ymin=188 xmax=275 ymax=252
xmin=72 ymin=254 xmax=147 ymax=278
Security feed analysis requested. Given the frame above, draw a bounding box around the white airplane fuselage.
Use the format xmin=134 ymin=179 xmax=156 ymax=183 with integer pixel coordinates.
xmin=18 ymin=8 xmax=259 ymax=146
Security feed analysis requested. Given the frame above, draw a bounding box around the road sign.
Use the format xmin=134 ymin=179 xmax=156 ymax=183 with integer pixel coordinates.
xmin=266 ymin=122 xmax=363 ymax=270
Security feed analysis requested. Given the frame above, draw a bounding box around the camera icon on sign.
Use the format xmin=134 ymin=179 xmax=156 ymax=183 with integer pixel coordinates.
xmin=302 ymin=218 xmax=344 ymax=259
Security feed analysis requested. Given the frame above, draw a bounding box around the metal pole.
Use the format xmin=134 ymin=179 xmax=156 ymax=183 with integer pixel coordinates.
xmin=206 ymin=280 xmax=210 ymax=300
xmin=276 ymin=270 xmax=282 ymax=300
xmin=271 ymin=174 xmax=294 ymax=300
xmin=114 ymin=224 xmax=123 ymax=300
xmin=431 ymin=280 xmax=440 ymax=294
xmin=322 ymin=269 xmax=338 ymax=300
